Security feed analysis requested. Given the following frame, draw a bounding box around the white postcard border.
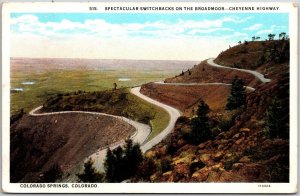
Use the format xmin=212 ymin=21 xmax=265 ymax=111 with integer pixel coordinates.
xmin=2 ymin=2 xmax=298 ymax=193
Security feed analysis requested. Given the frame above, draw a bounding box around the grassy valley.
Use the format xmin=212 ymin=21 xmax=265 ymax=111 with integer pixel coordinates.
xmin=11 ymin=69 xmax=176 ymax=115
xmin=11 ymin=58 xmax=196 ymax=115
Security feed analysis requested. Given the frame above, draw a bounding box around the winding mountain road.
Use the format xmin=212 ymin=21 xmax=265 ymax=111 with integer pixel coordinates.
xmin=135 ymin=58 xmax=272 ymax=151
xmin=29 ymin=106 xmax=151 ymax=172
xmin=30 ymin=106 xmax=151 ymax=146
xmin=29 ymin=57 xmax=270 ymax=179
xmin=207 ymin=58 xmax=271 ymax=83
xmin=131 ymin=87 xmax=181 ymax=152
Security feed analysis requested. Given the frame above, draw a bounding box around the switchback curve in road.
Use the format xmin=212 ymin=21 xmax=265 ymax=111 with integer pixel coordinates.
xmin=207 ymin=58 xmax=271 ymax=83
xmin=28 ymin=56 xmax=269 ymax=179
xmin=130 ymin=87 xmax=181 ymax=153
xmin=29 ymin=106 xmax=151 ymax=173
xmin=30 ymin=106 xmax=150 ymax=145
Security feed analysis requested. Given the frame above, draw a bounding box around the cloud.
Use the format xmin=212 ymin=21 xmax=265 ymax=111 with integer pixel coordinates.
xmin=11 ymin=32 xmax=232 ymax=60
xmin=223 ymin=16 xmax=253 ymax=23
xmin=255 ymin=24 xmax=287 ymax=36
xmin=233 ymin=32 xmax=248 ymax=37
xmin=11 ymin=14 xmax=248 ymax=39
xmin=256 ymin=29 xmax=273 ymax=35
xmin=270 ymin=25 xmax=286 ymax=31
xmin=9 ymin=14 xmax=252 ymax=60
xmin=187 ymin=28 xmax=233 ymax=35
xmin=243 ymin=24 xmax=263 ymax=31
xmin=257 ymin=25 xmax=287 ymax=35
xmin=221 ymin=31 xmax=249 ymax=41
xmin=11 ymin=14 xmax=39 ymax=24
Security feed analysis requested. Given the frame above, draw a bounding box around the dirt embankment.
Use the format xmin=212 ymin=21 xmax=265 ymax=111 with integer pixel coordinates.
xmin=138 ymin=70 xmax=289 ymax=183
xmin=140 ymin=83 xmax=231 ymax=116
xmin=10 ymin=113 xmax=135 ymax=183
xmin=164 ymin=60 xmax=262 ymax=88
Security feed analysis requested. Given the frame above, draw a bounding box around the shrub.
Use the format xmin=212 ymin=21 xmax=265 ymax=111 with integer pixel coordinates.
xmin=226 ymin=76 xmax=246 ymax=110
xmin=104 ymin=139 xmax=143 ymax=182
xmin=189 ymin=100 xmax=212 ymax=144
xmin=77 ymin=158 xmax=104 ymax=182
xmin=160 ymin=157 xmax=172 ymax=173
xmin=166 ymin=142 xmax=177 ymax=155
xmin=136 ymin=158 xmax=157 ymax=181
xmin=176 ymin=116 xmax=190 ymax=124
xmin=264 ymin=97 xmax=288 ymax=139
xmin=255 ymin=55 xmax=266 ymax=67
xmin=217 ymin=110 xmax=241 ymax=132
xmin=43 ymin=164 xmax=63 ymax=182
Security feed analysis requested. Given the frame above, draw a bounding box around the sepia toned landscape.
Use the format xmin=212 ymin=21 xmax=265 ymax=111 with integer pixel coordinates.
xmin=9 ymin=13 xmax=290 ymax=184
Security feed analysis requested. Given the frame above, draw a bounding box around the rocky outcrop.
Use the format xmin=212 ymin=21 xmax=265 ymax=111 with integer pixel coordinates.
xmin=136 ymin=40 xmax=289 ymax=183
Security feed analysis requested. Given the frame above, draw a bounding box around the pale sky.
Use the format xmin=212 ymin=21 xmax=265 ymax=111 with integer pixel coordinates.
xmin=10 ymin=13 xmax=288 ymax=61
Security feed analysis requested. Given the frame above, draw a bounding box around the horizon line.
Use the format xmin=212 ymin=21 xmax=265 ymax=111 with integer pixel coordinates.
xmin=10 ymin=56 xmax=201 ymax=62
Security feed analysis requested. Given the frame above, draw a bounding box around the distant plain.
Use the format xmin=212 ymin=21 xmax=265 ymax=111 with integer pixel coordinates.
xmin=10 ymin=58 xmax=198 ymax=115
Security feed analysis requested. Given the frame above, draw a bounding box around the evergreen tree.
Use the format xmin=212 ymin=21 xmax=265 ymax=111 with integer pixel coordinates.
xmin=265 ymin=97 xmax=288 ymax=139
xmin=130 ymin=144 xmax=143 ymax=174
xmin=123 ymin=139 xmax=134 ymax=177
xmin=124 ymin=139 xmax=133 ymax=179
xmin=77 ymin=158 xmax=103 ymax=182
xmin=226 ymin=76 xmax=246 ymax=110
xmin=104 ymin=139 xmax=144 ymax=182
xmin=124 ymin=138 xmax=133 ymax=162
xmin=43 ymin=164 xmax=63 ymax=182
xmin=112 ymin=146 xmax=125 ymax=182
xmin=268 ymin=33 xmax=276 ymax=40
xmin=190 ymin=100 xmax=211 ymax=144
xmin=279 ymin=32 xmax=287 ymax=40
xmin=123 ymin=139 xmax=143 ymax=178
xmin=104 ymin=148 xmax=116 ymax=182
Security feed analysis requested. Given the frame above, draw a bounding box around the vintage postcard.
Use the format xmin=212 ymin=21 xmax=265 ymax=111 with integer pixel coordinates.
xmin=2 ymin=2 xmax=298 ymax=193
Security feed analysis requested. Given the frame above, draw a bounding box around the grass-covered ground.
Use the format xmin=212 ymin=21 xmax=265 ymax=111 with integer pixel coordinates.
xmin=11 ymin=69 xmax=175 ymax=141
xmin=10 ymin=56 xmax=196 ymax=141
xmin=42 ymin=88 xmax=170 ymax=141
xmin=11 ymin=69 xmax=176 ymax=115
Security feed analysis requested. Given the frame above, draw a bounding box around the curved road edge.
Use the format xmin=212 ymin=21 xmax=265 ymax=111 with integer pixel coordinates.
xmin=130 ymin=87 xmax=181 ymax=153
xmin=29 ymin=105 xmax=151 ymax=173
xmin=207 ymin=58 xmax=271 ymax=83
xmin=27 ymin=56 xmax=270 ymax=179
xmin=30 ymin=106 xmax=151 ymax=145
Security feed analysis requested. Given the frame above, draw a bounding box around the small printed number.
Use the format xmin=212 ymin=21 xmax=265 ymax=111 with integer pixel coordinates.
xmin=258 ymin=184 xmax=271 ymax=188
xmin=89 ymin=7 xmax=97 ymax=10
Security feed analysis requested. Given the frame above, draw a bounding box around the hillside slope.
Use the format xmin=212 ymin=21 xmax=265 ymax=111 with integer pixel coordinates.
xmin=41 ymin=88 xmax=169 ymax=140
xmin=10 ymin=113 xmax=135 ymax=183
xmin=141 ymin=83 xmax=231 ymax=116
xmin=135 ymin=40 xmax=290 ymax=182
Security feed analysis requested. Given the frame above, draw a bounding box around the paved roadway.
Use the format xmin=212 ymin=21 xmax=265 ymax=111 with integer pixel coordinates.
xmin=207 ymin=58 xmax=271 ymax=83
